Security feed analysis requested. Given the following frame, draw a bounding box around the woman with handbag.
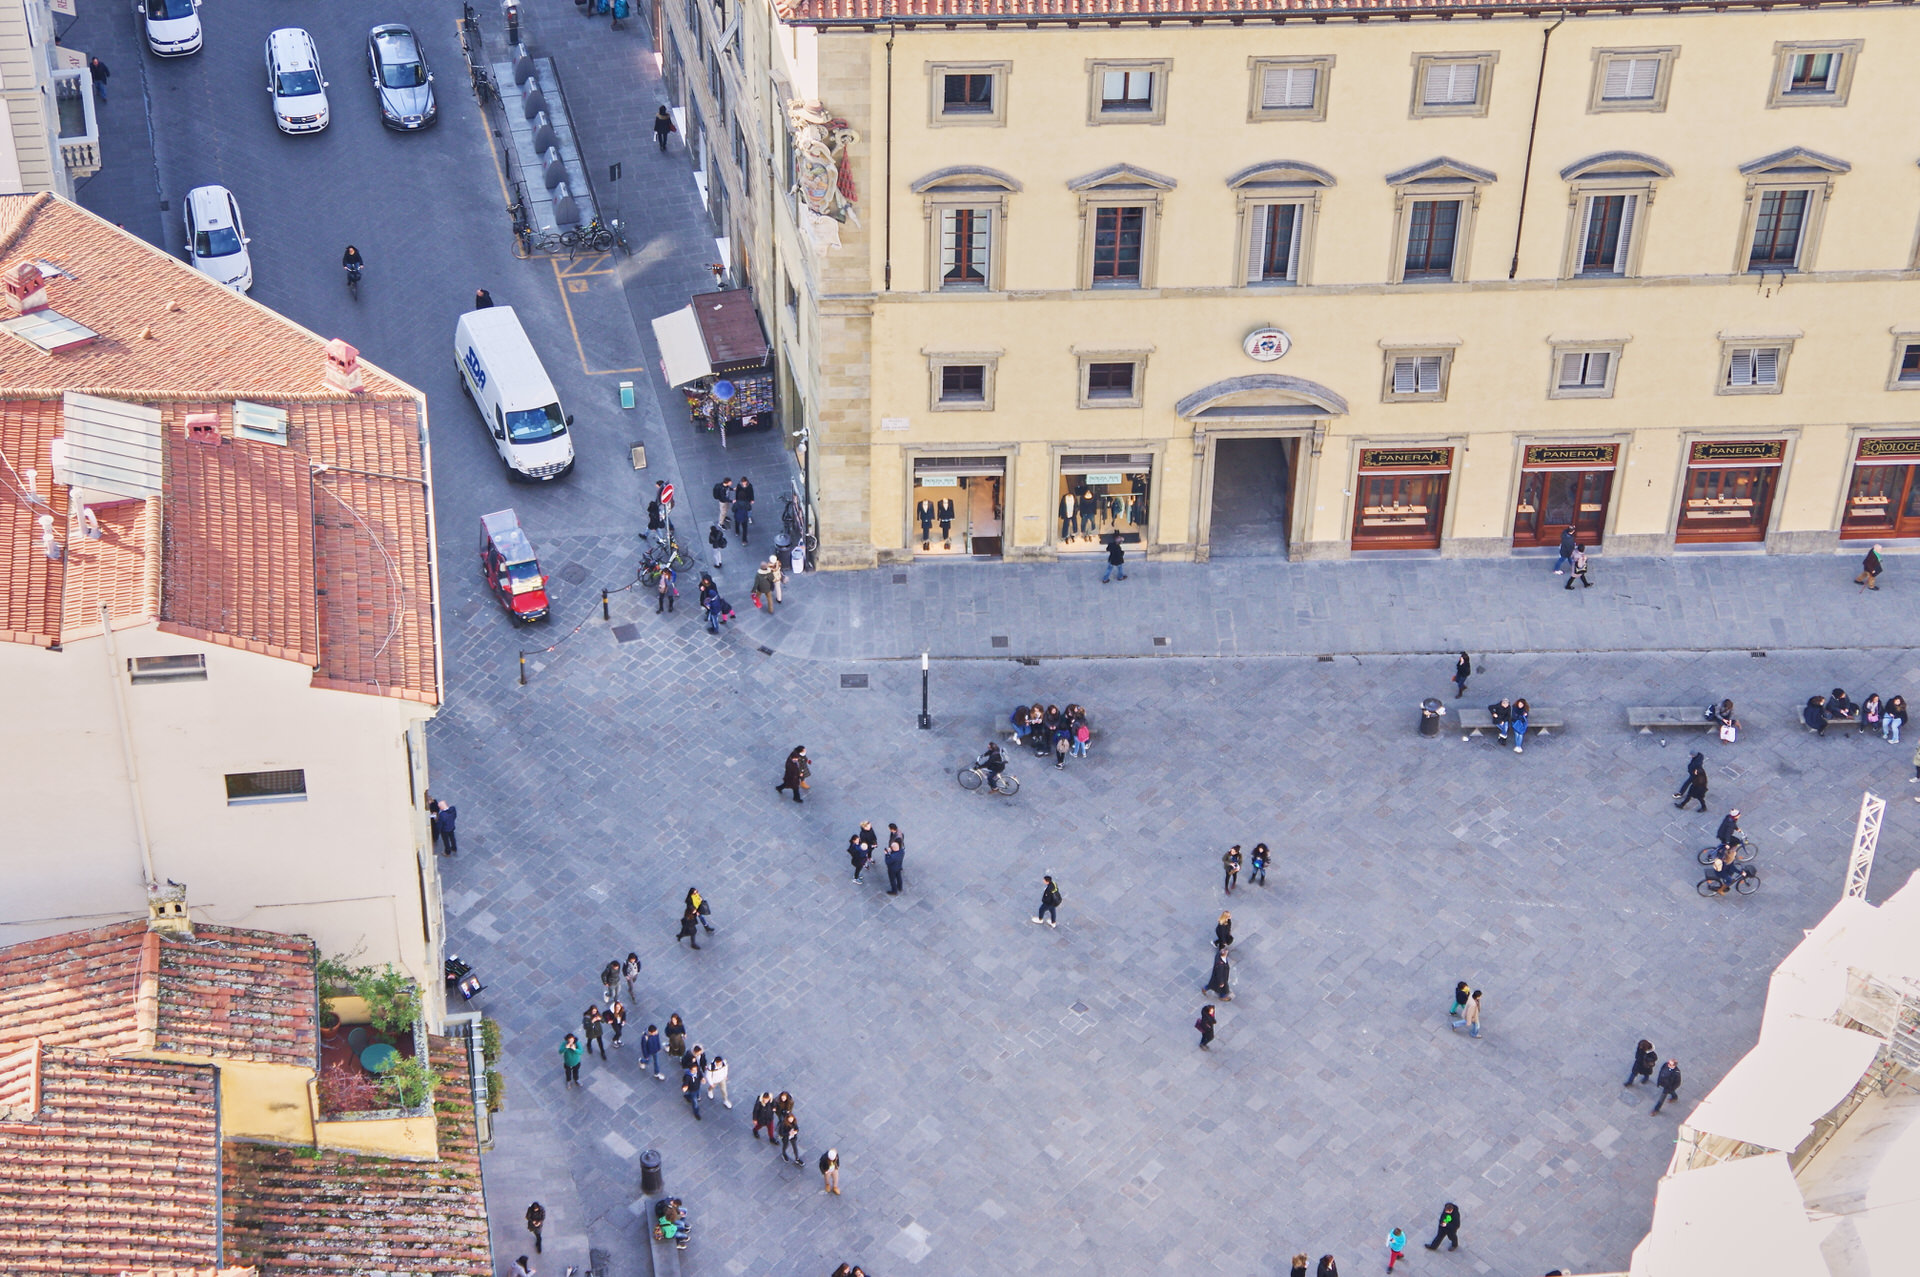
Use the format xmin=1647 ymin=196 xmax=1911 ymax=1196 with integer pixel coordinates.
xmin=1674 ymin=752 xmax=1708 ymax=811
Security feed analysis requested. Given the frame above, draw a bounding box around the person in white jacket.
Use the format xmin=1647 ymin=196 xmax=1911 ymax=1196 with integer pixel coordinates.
xmin=704 ymin=1055 xmax=732 ymax=1108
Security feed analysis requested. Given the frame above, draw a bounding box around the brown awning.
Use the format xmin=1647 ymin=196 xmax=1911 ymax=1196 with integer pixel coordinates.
xmin=690 ymin=289 xmax=768 ymax=372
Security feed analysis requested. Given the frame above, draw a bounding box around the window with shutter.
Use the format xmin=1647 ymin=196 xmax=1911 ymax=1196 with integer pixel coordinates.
xmin=1557 ymin=351 xmax=1611 ymax=389
xmin=1392 ymin=358 xmax=1419 ymax=396
xmin=1416 ymin=357 xmax=1442 ymax=394
xmin=1423 ymin=62 xmax=1479 ymax=106
xmin=1722 ymin=346 xmax=1786 ymax=392
xmin=1754 ymin=348 xmax=1779 ymax=385
xmin=1578 ymin=194 xmax=1635 ymax=274
xmin=1727 ymin=349 xmax=1755 ymax=386
xmin=1389 ymin=355 xmax=1445 ymax=398
xmin=940 ymin=208 xmax=990 ymax=287
xmin=1261 ymin=66 xmax=1318 ymax=109
xmin=1245 ymin=203 xmax=1301 ymax=284
xmin=1601 ymin=57 xmax=1659 ymax=101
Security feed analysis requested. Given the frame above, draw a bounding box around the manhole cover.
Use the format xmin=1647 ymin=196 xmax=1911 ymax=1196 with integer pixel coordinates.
xmin=840 ymin=673 xmax=869 ymax=689
xmin=991 ymin=636 xmax=1009 ymax=648
xmin=611 ymin=624 xmax=640 ymax=644
xmin=560 ymin=563 xmax=589 ymax=585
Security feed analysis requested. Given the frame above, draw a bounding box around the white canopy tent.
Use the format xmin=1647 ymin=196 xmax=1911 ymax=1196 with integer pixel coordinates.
xmin=1629 ymin=1153 xmax=1830 ymax=1277
xmin=650 ymin=306 xmax=712 ymax=389
xmin=1685 ymin=1018 xmax=1881 ymax=1154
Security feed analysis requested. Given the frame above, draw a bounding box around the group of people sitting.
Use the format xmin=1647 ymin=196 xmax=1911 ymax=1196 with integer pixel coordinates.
xmin=1485 ymin=697 xmax=1534 ymax=753
xmin=653 ymin=1196 xmax=691 ymax=1249
xmin=1803 ymin=689 xmax=1909 ymax=740
xmin=1009 ymin=703 xmax=1093 ymax=770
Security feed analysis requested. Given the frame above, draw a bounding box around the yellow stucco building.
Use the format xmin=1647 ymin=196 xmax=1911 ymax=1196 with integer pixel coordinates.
xmin=657 ymin=0 xmax=1920 ymax=566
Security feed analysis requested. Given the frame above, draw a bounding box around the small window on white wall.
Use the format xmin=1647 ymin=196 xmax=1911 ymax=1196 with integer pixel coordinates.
xmin=1550 ymin=347 xmax=1622 ymax=399
xmin=1725 ymin=347 xmax=1781 ymax=390
xmin=1248 ymin=57 xmax=1334 ymax=122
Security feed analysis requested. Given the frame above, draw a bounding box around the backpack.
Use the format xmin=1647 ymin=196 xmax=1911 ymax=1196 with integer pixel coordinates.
xmin=709 ymin=525 xmax=727 ymax=548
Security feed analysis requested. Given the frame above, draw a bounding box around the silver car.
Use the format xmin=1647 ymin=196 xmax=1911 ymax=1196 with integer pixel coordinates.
xmin=367 ymin=24 xmax=436 ymax=131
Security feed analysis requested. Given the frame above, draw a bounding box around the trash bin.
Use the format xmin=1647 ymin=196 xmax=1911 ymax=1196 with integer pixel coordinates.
xmin=1420 ymin=697 xmax=1444 ymax=737
xmin=640 ymin=1148 xmax=664 ymax=1195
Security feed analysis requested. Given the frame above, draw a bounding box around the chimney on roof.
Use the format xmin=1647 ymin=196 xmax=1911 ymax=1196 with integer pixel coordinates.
xmin=146 ymin=879 xmax=192 ymax=936
xmin=3 ymin=261 xmax=48 ymax=315
xmin=324 ymin=337 xmax=366 ymax=394
xmin=184 ymin=412 xmax=219 ymax=444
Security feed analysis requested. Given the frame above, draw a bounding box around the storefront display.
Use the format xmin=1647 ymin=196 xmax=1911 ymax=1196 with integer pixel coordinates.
xmin=912 ymin=457 xmax=1005 ymax=558
xmin=1512 ymin=444 xmax=1616 ymax=548
xmin=1675 ymin=440 xmax=1784 ymax=544
xmin=1352 ymin=448 xmax=1452 ymax=550
xmin=1057 ymin=454 xmax=1151 ymax=551
xmin=1842 ymin=437 xmax=1920 ymax=540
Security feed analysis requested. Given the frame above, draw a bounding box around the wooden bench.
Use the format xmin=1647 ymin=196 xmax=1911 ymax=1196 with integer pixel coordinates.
xmin=1628 ymin=706 xmax=1719 ymax=734
xmin=1455 ymin=707 xmax=1564 ymax=740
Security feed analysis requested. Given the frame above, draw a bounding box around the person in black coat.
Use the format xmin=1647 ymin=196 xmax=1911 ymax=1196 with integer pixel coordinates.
xmin=846 ymin=832 xmax=870 ymax=882
xmin=1203 ymin=949 xmax=1233 ymax=1001
xmin=435 ymin=799 xmax=458 ymax=855
xmin=1804 ymin=696 xmax=1829 ymax=735
xmin=1424 ymin=1202 xmax=1461 ymax=1251
xmin=1488 ymin=698 xmax=1514 ymax=744
xmin=883 ymin=835 xmax=906 ymax=895
xmin=1673 ymin=752 xmax=1708 ymax=811
xmin=1855 ymin=543 xmax=1883 ymax=590
xmin=1652 ymin=1059 xmax=1682 ymax=1114
xmin=1827 ymin=688 xmax=1858 ymax=720
xmin=1453 ymin=652 xmax=1471 ymax=699
xmin=1625 ymin=1039 xmax=1658 ymax=1086
xmin=1716 ymin=809 xmax=1743 ymax=852
xmin=776 ymin=745 xmax=810 ymax=802
xmin=1554 ymin=525 xmax=1576 ymax=574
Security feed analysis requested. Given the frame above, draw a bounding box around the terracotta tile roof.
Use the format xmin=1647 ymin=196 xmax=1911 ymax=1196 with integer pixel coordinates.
xmin=776 ymin=0 xmax=1817 ymax=19
xmin=0 ymin=1050 xmax=222 ymax=1275
xmin=223 ymin=1036 xmax=492 ymax=1277
xmin=0 ymin=195 xmax=438 ymax=703
xmin=0 ymin=920 xmax=318 ymax=1068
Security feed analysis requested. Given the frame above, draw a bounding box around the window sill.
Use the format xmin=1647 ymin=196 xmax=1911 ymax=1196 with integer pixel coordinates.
xmin=1089 ymin=279 xmax=1144 ymax=290
xmin=1715 ymin=385 xmax=1783 ymax=396
xmin=226 ymin=794 xmax=309 ymax=807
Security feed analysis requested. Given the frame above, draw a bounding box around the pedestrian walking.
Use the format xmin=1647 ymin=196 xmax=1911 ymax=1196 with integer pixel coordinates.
xmin=712 ymin=477 xmax=735 ymax=527
xmin=1884 ymin=695 xmax=1907 ymax=744
xmin=665 ymin=1013 xmax=687 ymax=1061
xmin=776 ymin=745 xmax=811 ymax=803
xmin=641 ymin=1024 xmax=664 ymax=1079
xmin=1291 ymin=1256 xmax=1310 ymax=1277
xmin=511 ymin=1256 xmax=533 ymax=1277
xmin=705 ymin=1055 xmax=732 ymax=1107
xmin=1317 ymin=1257 xmax=1339 ymax=1277
xmin=1510 ymin=697 xmax=1531 ymax=754
xmin=1625 ymin=1038 xmax=1657 ymax=1086
xmin=1214 ymin=911 xmax=1233 ymax=950
xmin=676 ymin=901 xmax=703 ymax=949
xmin=434 ymin=799 xmax=458 ymax=855
xmin=1031 ymin=874 xmax=1062 ymax=927
xmin=752 ymin=558 xmax=778 ymax=612
xmin=653 ymin=104 xmax=676 ymax=150
xmin=1424 ymin=1202 xmax=1460 ymax=1251
xmin=474 ymin=288 xmax=494 ymax=309
xmin=1195 ymin=1004 xmax=1217 ymax=1050
xmin=1386 ymin=1228 xmax=1409 ymax=1272
xmin=655 ymin=562 xmax=678 ymax=613
xmin=1248 ymin=843 xmax=1270 ymax=886
xmin=847 ymin=832 xmax=871 ymax=882
xmin=1462 ymin=989 xmax=1483 ymax=1039
xmin=819 ymin=1148 xmax=841 ymax=1194
xmin=779 ymin=1109 xmax=803 ymax=1163
xmin=1912 ymin=736 xmax=1920 ymax=785
xmin=600 ymin=960 xmax=620 ymax=1005
xmin=732 ymin=491 xmax=752 ymax=542
xmin=1204 ymin=948 xmax=1233 ymax=1002
xmin=767 ymin=553 xmax=784 ymax=604
xmin=559 ymin=1033 xmax=582 ymax=1086
xmin=1856 ymin=543 xmax=1884 ymax=590
xmin=1565 ymin=544 xmax=1592 ymax=589
xmin=1221 ymin=844 xmax=1242 ymax=894
xmin=1102 ymin=535 xmax=1128 ymax=583
xmin=1653 ymin=1059 xmax=1682 ymax=1114
xmin=1453 ymin=652 xmax=1471 ymax=699
xmin=736 ymin=474 xmax=755 ymax=522
xmin=752 ymin=1092 xmax=777 ymax=1141
xmin=1449 ymin=980 xmax=1470 ymax=1022
xmin=682 ymin=1067 xmax=703 ymax=1120
xmin=1674 ymin=751 xmax=1708 ymax=811
xmin=623 ymin=952 xmax=642 ymax=1003
xmin=88 ymin=56 xmax=109 ymax=101
xmin=707 ymin=521 xmax=727 ymax=568
xmin=607 ymin=998 xmax=626 ymax=1048
xmin=526 ymin=1201 xmax=546 ymax=1253
xmin=1552 ymin=525 xmax=1576 ymax=574
xmin=582 ymin=1007 xmax=606 ymax=1060
xmin=883 ymin=835 xmax=906 ymax=895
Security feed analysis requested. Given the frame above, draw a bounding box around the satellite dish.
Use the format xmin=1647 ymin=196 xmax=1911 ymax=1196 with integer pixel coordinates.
xmin=711 ymin=379 xmax=736 ymax=402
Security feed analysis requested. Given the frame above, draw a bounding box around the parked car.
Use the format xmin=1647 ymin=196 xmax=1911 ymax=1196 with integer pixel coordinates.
xmin=366 ymin=24 xmax=436 ymax=130
xmin=142 ymin=0 xmax=204 ymax=57
xmin=182 ymin=185 xmax=251 ymax=292
xmin=264 ymin=28 xmax=329 ymax=134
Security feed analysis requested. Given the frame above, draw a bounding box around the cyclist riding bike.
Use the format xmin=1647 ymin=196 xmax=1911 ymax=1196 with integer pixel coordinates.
xmin=341 ymin=244 xmax=364 ymax=276
xmin=1706 ymin=853 xmax=1743 ymax=894
xmin=1716 ymin=809 xmax=1745 ymax=853
xmin=979 ymin=741 xmax=1007 ymax=782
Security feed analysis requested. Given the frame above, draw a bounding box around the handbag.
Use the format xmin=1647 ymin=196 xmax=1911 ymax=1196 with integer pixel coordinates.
xmin=1719 ymin=723 xmax=1737 ymax=743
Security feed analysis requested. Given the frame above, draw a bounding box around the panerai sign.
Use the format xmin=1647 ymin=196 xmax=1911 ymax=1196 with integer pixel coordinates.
xmin=1689 ymin=440 xmax=1786 ymax=464
xmin=1243 ymin=328 xmax=1291 ymax=362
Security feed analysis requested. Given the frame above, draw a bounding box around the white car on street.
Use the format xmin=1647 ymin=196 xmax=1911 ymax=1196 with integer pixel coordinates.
xmin=182 ymin=185 xmax=252 ymax=293
xmin=142 ymin=0 xmax=204 ymax=57
xmin=265 ymin=28 xmax=329 ymax=134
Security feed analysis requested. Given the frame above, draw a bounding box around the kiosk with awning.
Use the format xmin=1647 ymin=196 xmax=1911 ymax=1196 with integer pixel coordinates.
xmin=650 ymin=288 xmax=775 ymax=446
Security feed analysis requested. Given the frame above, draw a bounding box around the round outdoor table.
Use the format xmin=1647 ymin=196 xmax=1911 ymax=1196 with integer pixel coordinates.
xmin=360 ymin=1043 xmax=399 ymax=1073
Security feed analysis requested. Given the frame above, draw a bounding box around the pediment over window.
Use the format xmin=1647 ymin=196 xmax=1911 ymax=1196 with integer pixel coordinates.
xmin=1559 ymin=151 xmax=1673 ymax=182
xmin=1176 ymin=374 xmax=1349 ymax=419
xmin=1738 ymin=147 xmax=1851 ymax=177
xmin=1228 ymin=160 xmax=1336 ymax=190
xmin=1066 ymin=162 xmax=1178 ymax=193
xmin=910 ymin=166 xmax=1023 ymax=195
xmin=1385 ymin=157 xmax=1497 ymax=188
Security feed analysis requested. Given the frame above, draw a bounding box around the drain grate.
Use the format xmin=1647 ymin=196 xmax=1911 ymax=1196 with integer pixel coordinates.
xmin=611 ymin=624 xmax=639 ymax=644
xmin=1750 ymin=651 xmax=1768 ymax=658
xmin=560 ymin=563 xmax=589 ymax=585
xmin=840 ymin=673 xmax=869 ymax=689
xmin=991 ymin=636 xmax=1009 ymax=648
xmin=1318 ymin=654 xmax=1334 ymax=662
xmin=757 ymin=645 xmax=774 ymax=656
xmin=1152 ymin=637 xmax=1169 ymax=648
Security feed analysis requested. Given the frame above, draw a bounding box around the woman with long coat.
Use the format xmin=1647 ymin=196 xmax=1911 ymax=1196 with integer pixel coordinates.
xmin=1204 ymin=949 xmax=1233 ymax=1002
xmin=1673 ymin=752 xmax=1708 ymax=811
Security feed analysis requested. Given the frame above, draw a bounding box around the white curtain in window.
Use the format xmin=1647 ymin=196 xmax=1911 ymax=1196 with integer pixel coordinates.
xmin=1261 ymin=66 xmax=1318 ymax=109
xmin=1601 ymin=56 xmax=1659 ymax=101
xmin=1423 ymin=62 xmax=1480 ymax=106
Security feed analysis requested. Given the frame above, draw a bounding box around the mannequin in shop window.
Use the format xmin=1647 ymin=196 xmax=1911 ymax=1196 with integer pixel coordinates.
xmin=1131 ymin=475 xmax=1148 ymax=527
xmin=917 ymin=499 xmax=935 ymax=550
xmin=937 ymin=497 xmax=955 ymax=548
xmin=1059 ymin=491 xmax=1076 ymax=541
xmin=1077 ymin=486 xmax=1098 ymax=544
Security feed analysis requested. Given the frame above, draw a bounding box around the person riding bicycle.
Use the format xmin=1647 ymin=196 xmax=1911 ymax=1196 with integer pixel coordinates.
xmin=1706 ymin=852 xmax=1743 ymax=894
xmin=341 ymin=245 xmax=364 ymax=274
xmin=1716 ymin=809 xmax=1744 ymax=854
xmin=979 ymin=741 xmax=1007 ymax=783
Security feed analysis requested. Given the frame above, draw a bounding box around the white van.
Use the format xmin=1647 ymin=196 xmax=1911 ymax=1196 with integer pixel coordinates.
xmin=455 ymin=307 xmax=575 ymax=480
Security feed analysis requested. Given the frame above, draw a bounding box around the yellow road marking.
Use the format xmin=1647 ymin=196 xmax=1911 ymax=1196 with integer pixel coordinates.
xmin=550 ymin=256 xmax=648 ymax=377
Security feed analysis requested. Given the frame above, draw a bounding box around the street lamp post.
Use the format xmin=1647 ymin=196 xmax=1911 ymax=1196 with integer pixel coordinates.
xmin=918 ymin=652 xmax=932 ymax=730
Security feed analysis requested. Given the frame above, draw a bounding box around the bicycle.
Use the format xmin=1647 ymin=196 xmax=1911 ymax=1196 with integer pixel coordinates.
xmin=640 ymin=528 xmax=695 ymax=573
xmin=1697 ymin=864 xmax=1760 ymax=896
xmin=1696 ymin=837 xmax=1757 ymax=866
xmin=957 ymin=761 xmax=1019 ymax=796
xmin=781 ymin=491 xmax=819 ymax=554
xmin=344 ymin=262 xmax=362 ymax=300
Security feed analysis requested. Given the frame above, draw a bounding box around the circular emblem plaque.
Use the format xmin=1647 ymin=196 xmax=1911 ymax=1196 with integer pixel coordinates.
xmin=1243 ymin=328 xmax=1291 ymax=362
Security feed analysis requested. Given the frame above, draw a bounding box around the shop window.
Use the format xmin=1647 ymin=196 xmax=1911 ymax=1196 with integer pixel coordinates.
xmin=1410 ymin=53 xmax=1497 ymax=119
xmin=913 ymin=461 xmax=1006 ymax=557
xmin=1058 ymin=456 xmax=1152 ymax=549
xmin=1381 ymin=348 xmax=1453 ymax=403
xmin=927 ymin=351 xmax=999 ymax=411
xmin=1718 ymin=342 xmax=1790 ymax=395
xmin=1676 ymin=441 xmax=1784 ymax=544
xmin=1248 ymin=56 xmax=1334 ymax=123
xmin=1769 ymin=41 xmax=1861 ymax=108
xmin=1843 ymin=439 xmax=1920 ymax=538
xmin=929 ymin=62 xmax=1009 ymax=127
xmin=1076 ymin=351 xmax=1148 ymax=408
xmin=1513 ymin=445 xmax=1618 ymax=548
xmin=225 ymin=769 xmax=307 ymax=806
xmin=1589 ymin=47 xmax=1677 ymax=113
xmin=1549 ymin=347 xmax=1621 ymax=399
xmin=1087 ymin=59 xmax=1170 ymax=125
xmin=1352 ymin=448 xmax=1453 ymax=551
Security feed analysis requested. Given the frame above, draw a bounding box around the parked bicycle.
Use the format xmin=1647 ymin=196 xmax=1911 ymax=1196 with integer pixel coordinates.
xmin=781 ymin=490 xmax=818 ymax=553
xmin=958 ymin=756 xmax=1019 ymax=796
xmin=641 ymin=526 xmax=696 ymax=572
xmin=1697 ymin=862 xmax=1760 ymax=897
xmin=1696 ymin=836 xmax=1758 ymax=866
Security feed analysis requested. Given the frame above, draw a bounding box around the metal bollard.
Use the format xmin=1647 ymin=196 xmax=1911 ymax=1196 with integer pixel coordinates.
xmin=640 ymin=1148 xmax=664 ymax=1195
xmin=602 ymin=588 xmax=610 ymax=621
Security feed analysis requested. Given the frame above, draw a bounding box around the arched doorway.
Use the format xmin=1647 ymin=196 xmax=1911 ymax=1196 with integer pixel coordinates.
xmin=1178 ymin=375 xmax=1346 ymax=561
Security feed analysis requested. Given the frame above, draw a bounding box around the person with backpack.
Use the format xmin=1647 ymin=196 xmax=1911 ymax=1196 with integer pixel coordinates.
xmin=653 ymin=105 xmax=676 ymax=151
xmin=1031 ymin=875 xmax=1062 ymax=927
xmin=712 ymin=477 xmax=734 ymax=526
xmin=707 ymin=521 xmax=726 ymax=568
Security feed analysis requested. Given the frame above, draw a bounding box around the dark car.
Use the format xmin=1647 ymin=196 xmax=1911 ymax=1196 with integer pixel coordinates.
xmin=366 ymin=24 xmax=436 ymax=130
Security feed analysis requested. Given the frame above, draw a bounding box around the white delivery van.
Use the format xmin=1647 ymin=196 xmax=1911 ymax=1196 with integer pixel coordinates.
xmin=455 ymin=307 xmax=575 ymax=480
